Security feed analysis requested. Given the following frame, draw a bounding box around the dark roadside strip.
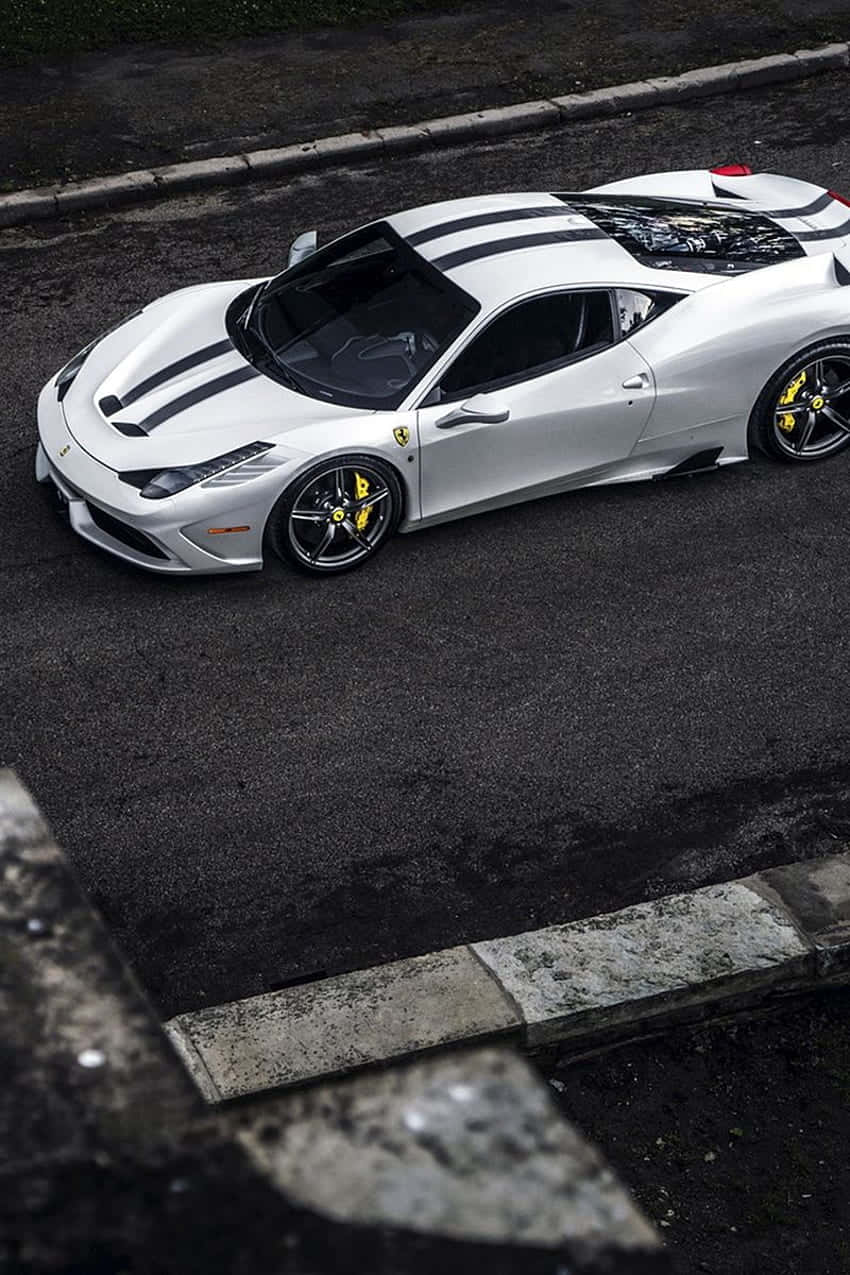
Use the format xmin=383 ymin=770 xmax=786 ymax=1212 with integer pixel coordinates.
xmin=1 ymin=42 xmax=848 ymax=228
xmin=2 ymin=0 xmax=850 ymax=195
xmin=544 ymin=986 xmax=850 ymax=1273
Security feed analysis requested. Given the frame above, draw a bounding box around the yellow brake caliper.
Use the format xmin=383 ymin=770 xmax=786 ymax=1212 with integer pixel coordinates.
xmin=777 ymin=369 xmax=807 ymax=433
xmin=354 ymin=471 xmax=372 ymax=532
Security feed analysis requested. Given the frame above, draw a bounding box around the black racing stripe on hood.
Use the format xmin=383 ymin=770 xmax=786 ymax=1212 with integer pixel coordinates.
xmin=433 ymin=227 xmax=608 ymax=271
xmin=142 ymin=365 xmax=261 ymax=431
xmin=407 ymin=205 xmax=571 ymax=248
xmin=121 ymin=338 xmax=233 ymax=408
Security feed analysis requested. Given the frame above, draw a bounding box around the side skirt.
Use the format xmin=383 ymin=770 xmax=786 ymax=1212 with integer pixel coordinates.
xmin=399 ymin=449 xmax=743 ymax=534
xmin=652 ymin=446 xmax=725 ymax=480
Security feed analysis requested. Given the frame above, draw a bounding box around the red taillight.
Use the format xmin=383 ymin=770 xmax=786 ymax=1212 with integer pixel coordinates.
xmin=828 ymin=190 xmax=850 ymax=207
xmin=710 ymin=164 xmax=752 ymax=176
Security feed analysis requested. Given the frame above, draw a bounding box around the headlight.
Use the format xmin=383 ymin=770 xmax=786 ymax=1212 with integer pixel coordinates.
xmin=121 ymin=441 xmax=273 ymax=500
xmin=55 ymin=308 xmax=144 ymax=401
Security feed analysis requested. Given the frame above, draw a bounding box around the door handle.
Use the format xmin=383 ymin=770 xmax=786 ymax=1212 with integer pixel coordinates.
xmin=622 ymin=373 xmax=650 ymax=390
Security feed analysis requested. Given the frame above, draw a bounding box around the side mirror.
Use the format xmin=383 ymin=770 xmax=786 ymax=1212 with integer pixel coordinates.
xmin=435 ymin=394 xmax=511 ymax=430
xmin=288 ymin=230 xmax=318 ymax=268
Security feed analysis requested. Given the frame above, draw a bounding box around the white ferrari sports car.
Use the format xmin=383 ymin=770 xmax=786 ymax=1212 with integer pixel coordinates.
xmin=36 ymin=164 xmax=850 ymax=576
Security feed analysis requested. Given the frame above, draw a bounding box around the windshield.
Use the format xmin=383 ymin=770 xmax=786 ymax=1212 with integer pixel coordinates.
xmin=237 ymin=223 xmax=479 ymax=409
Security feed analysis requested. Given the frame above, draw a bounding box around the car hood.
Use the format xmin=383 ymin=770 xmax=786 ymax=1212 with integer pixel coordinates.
xmin=61 ymin=280 xmax=366 ymax=470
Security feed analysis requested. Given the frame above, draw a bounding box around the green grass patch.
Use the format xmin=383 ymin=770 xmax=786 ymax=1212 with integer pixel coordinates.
xmin=0 ymin=0 xmax=458 ymax=62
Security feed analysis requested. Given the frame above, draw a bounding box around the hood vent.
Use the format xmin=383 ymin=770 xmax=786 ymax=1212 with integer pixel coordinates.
xmin=112 ymin=420 xmax=148 ymax=437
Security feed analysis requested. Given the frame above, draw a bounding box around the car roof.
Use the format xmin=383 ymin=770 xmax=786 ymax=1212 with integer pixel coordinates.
xmin=386 ymin=193 xmax=725 ymax=308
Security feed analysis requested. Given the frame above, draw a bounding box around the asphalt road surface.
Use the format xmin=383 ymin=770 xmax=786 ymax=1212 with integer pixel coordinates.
xmin=5 ymin=73 xmax=850 ymax=1018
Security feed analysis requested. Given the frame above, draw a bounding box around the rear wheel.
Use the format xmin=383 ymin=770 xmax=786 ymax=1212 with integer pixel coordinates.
xmin=267 ymin=455 xmax=402 ymax=575
xmin=750 ymin=340 xmax=850 ymax=462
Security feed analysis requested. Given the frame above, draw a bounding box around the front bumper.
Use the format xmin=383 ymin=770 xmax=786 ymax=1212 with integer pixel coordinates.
xmin=36 ymin=380 xmax=275 ymax=575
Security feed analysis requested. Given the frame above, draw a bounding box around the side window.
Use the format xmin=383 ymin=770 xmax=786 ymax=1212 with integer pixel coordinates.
xmin=438 ymin=290 xmax=614 ymax=400
xmin=616 ymin=288 xmax=680 ymax=337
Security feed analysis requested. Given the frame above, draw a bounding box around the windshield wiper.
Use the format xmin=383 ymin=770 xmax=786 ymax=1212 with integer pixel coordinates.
xmin=240 ymin=279 xmax=266 ymax=333
xmin=273 ymin=361 xmax=309 ymax=395
xmin=238 ymin=284 xmax=311 ymax=397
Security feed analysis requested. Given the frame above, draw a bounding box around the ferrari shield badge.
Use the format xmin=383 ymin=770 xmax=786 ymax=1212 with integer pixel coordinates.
xmin=393 ymin=426 xmax=410 ymax=447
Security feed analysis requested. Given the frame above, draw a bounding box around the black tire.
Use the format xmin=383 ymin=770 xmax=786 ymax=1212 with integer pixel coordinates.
xmin=266 ymin=454 xmax=403 ymax=576
xmin=750 ymin=339 xmax=850 ymax=463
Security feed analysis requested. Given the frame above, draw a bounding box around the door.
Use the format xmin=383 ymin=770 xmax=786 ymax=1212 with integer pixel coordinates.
xmin=416 ymin=289 xmax=655 ymax=522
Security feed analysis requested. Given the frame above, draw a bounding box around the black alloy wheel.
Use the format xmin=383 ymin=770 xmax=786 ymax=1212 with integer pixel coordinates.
xmin=751 ymin=340 xmax=850 ymax=462
xmin=267 ymin=455 xmax=402 ymax=575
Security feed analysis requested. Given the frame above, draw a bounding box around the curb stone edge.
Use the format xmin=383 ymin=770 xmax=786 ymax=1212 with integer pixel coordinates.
xmin=166 ymin=851 xmax=850 ymax=1101
xmin=1 ymin=43 xmax=848 ymax=229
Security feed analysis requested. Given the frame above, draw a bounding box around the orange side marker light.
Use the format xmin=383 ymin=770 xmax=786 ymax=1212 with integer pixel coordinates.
xmin=207 ymin=525 xmax=250 ymax=534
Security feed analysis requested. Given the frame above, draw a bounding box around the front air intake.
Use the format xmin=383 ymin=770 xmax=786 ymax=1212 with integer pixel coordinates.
xmin=86 ymin=504 xmax=169 ymax=560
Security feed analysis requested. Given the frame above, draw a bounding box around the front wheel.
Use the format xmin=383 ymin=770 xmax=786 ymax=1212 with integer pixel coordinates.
xmin=266 ymin=455 xmax=403 ymax=575
xmin=750 ymin=340 xmax=850 ymax=462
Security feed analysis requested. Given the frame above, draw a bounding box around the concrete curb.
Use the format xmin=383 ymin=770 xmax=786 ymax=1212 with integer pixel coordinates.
xmin=2 ymin=43 xmax=848 ymax=230
xmin=165 ymin=851 xmax=850 ymax=1102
